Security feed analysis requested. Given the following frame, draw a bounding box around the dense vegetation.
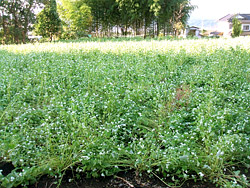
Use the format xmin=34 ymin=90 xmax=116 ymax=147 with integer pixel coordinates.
xmin=0 ymin=0 xmax=44 ymax=44
xmin=57 ymin=0 xmax=194 ymax=38
xmin=0 ymin=38 xmax=250 ymax=187
xmin=0 ymin=0 xmax=195 ymax=44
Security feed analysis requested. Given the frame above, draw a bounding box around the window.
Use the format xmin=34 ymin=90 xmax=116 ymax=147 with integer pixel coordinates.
xmin=229 ymin=24 xmax=233 ymax=29
xmin=243 ymin=25 xmax=250 ymax=31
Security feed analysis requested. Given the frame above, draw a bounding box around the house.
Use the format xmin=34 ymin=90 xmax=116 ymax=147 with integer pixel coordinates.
xmin=218 ymin=14 xmax=250 ymax=37
xmin=185 ymin=26 xmax=201 ymax=38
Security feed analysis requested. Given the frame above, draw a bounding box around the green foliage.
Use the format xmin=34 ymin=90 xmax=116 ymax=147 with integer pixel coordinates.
xmin=57 ymin=0 xmax=92 ymax=38
xmin=34 ymin=0 xmax=62 ymax=41
xmin=232 ymin=17 xmax=242 ymax=38
xmin=0 ymin=0 xmax=195 ymax=42
xmin=117 ymin=0 xmax=153 ymax=37
xmin=0 ymin=0 xmax=43 ymax=44
xmin=55 ymin=0 xmax=195 ymax=38
xmin=85 ymin=0 xmax=120 ymax=37
xmin=1 ymin=38 xmax=250 ymax=187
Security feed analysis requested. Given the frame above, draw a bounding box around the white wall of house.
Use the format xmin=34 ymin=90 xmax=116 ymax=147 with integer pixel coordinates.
xmin=217 ymin=21 xmax=232 ymax=37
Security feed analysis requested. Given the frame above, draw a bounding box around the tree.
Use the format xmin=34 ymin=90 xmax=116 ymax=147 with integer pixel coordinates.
xmin=116 ymin=0 xmax=152 ymax=38
xmin=0 ymin=0 xmax=44 ymax=44
xmin=84 ymin=0 xmax=119 ymax=37
xmin=1 ymin=0 xmax=195 ymax=42
xmin=116 ymin=0 xmax=133 ymax=36
xmin=35 ymin=0 xmax=62 ymax=41
xmin=171 ymin=0 xmax=195 ymax=36
xmin=57 ymin=0 xmax=195 ymax=38
xmin=115 ymin=0 xmax=195 ymax=37
xmin=232 ymin=17 xmax=242 ymax=38
xmin=57 ymin=0 xmax=92 ymax=38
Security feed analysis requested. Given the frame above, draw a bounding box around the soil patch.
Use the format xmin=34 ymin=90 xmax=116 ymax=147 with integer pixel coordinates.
xmin=2 ymin=162 xmax=248 ymax=188
xmin=26 ymin=170 xmax=217 ymax=188
xmin=0 ymin=162 xmax=15 ymax=176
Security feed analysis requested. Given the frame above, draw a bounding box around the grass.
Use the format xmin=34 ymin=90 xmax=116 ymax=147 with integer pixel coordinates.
xmin=0 ymin=37 xmax=250 ymax=187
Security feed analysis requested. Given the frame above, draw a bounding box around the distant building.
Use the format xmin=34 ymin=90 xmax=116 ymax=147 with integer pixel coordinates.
xmin=218 ymin=14 xmax=250 ymax=37
xmin=185 ymin=26 xmax=201 ymax=38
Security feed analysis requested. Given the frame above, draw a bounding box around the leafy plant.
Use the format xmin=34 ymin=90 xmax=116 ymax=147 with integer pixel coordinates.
xmin=232 ymin=17 xmax=242 ymax=37
xmin=0 ymin=38 xmax=250 ymax=187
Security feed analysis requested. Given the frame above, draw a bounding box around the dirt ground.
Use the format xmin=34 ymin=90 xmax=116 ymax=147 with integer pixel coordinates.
xmin=1 ymin=161 xmax=218 ymax=188
xmin=27 ymin=171 xmax=217 ymax=188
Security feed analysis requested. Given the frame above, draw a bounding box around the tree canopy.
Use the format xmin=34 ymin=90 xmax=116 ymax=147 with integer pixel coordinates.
xmin=0 ymin=0 xmax=195 ymax=43
xmin=34 ymin=0 xmax=62 ymax=41
xmin=63 ymin=0 xmax=195 ymax=38
xmin=0 ymin=0 xmax=44 ymax=44
xmin=232 ymin=17 xmax=242 ymax=38
xmin=57 ymin=0 xmax=92 ymax=39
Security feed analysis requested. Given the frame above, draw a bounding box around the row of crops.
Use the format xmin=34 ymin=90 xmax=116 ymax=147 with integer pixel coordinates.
xmin=0 ymin=38 xmax=250 ymax=187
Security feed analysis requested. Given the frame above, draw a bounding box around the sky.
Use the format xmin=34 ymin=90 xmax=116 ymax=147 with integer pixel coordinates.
xmin=189 ymin=0 xmax=250 ymax=20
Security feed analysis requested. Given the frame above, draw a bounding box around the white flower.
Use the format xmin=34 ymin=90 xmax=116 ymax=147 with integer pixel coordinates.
xmin=198 ymin=172 xmax=204 ymax=177
xmin=216 ymin=150 xmax=224 ymax=157
xmin=203 ymin=165 xmax=211 ymax=170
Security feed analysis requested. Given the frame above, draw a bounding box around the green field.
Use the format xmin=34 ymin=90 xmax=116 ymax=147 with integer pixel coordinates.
xmin=0 ymin=38 xmax=250 ymax=187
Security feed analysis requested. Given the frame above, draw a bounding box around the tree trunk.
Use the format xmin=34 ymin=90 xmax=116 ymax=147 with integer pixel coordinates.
xmin=125 ymin=23 xmax=127 ymax=36
xmin=22 ymin=3 xmax=32 ymax=44
xmin=22 ymin=30 xmax=26 ymax=44
xmin=163 ymin=22 xmax=166 ymax=36
xmin=14 ymin=12 xmax=19 ymax=44
xmin=23 ymin=21 xmax=28 ymax=44
xmin=135 ymin=20 xmax=139 ymax=36
xmin=2 ymin=12 xmax=7 ymax=44
xmin=96 ymin=19 xmax=99 ymax=37
xmin=50 ymin=33 xmax=53 ymax=42
xmin=171 ymin=8 xmax=175 ymax=36
xmin=109 ymin=25 xmax=110 ymax=37
xmin=157 ymin=19 xmax=160 ymax=36
xmin=144 ymin=18 xmax=147 ymax=39
xmin=152 ymin=20 xmax=155 ymax=37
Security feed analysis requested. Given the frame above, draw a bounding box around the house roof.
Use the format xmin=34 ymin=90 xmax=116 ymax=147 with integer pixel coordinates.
xmin=219 ymin=14 xmax=250 ymax=22
xmin=219 ymin=14 xmax=234 ymax=21
xmin=188 ymin=26 xmax=200 ymax=30
xmin=241 ymin=14 xmax=250 ymax=20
